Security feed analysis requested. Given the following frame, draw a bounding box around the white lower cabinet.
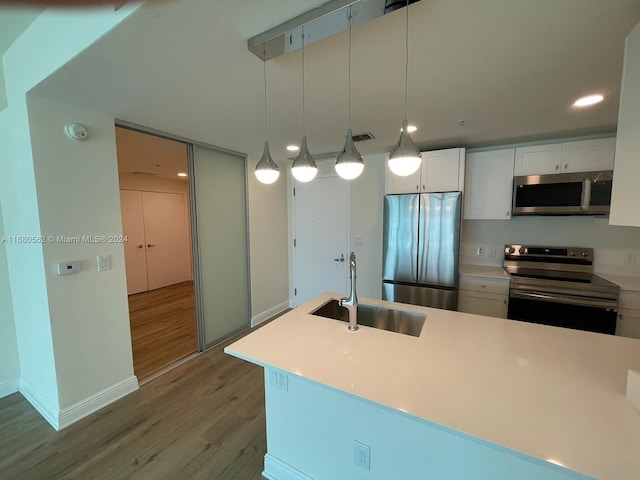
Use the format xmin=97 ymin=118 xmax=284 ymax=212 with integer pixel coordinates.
xmin=458 ymin=275 xmax=509 ymax=318
xmin=616 ymin=291 xmax=640 ymax=339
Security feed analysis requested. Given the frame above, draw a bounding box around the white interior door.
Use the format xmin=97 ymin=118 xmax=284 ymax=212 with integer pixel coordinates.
xmin=293 ymin=176 xmax=349 ymax=306
xmin=142 ymin=191 xmax=191 ymax=290
xmin=120 ymin=190 xmax=149 ymax=294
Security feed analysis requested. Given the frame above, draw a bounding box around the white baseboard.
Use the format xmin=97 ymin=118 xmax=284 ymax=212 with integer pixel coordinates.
xmin=19 ymin=378 xmax=60 ymax=430
xmin=251 ymin=301 xmax=290 ymax=327
xmin=0 ymin=378 xmax=19 ymax=399
xmin=263 ymin=454 xmax=314 ymax=480
xmin=58 ymin=375 xmax=138 ymax=430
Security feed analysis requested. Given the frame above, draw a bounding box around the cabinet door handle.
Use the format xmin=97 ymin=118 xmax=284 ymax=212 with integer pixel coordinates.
xmin=555 ymin=164 xmax=560 ymax=171
xmin=136 ymin=244 xmax=143 ymax=249
xmin=564 ymin=163 xmax=568 ymax=170
xmin=147 ymin=244 xmax=156 ymax=248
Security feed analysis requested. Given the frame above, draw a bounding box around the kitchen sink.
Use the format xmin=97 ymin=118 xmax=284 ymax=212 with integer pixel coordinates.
xmin=311 ymin=299 xmax=426 ymax=337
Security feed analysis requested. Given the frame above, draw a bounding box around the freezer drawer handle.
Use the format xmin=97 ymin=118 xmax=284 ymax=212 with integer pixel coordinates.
xmin=510 ymin=290 xmax=617 ymax=310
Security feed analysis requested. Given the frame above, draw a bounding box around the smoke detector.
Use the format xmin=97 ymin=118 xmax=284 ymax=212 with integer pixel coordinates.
xmin=65 ymin=123 xmax=89 ymax=141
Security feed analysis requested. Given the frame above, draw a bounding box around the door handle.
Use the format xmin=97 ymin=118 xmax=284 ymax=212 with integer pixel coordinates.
xmin=136 ymin=244 xmax=144 ymax=249
xmin=147 ymin=244 xmax=156 ymax=248
xmin=334 ymin=254 xmax=345 ymax=262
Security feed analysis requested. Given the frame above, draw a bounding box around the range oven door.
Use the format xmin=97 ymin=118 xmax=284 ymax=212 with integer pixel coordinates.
xmin=508 ymin=289 xmax=617 ymax=334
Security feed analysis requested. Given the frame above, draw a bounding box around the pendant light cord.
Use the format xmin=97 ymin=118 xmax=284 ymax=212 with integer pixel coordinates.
xmin=348 ymin=6 xmax=352 ymax=129
xmin=404 ymin=0 xmax=409 ymax=121
xmin=263 ymin=45 xmax=268 ymax=141
xmin=302 ymin=25 xmax=306 ymax=136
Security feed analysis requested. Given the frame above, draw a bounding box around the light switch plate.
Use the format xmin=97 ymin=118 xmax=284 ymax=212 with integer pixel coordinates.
xmin=97 ymin=255 xmax=111 ymax=272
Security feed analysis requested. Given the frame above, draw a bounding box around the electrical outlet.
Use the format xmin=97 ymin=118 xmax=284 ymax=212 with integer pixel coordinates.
xmin=476 ymin=245 xmax=486 ymax=256
xmin=623 ymin=252 xmax=636 ymax=266
xmin=486 ymin=246 xmax=497 ymax=258
xmin=354 ymin=441 xmax=370 ymax=470
xmin=269 ymin=370 xmax=288 ymax=392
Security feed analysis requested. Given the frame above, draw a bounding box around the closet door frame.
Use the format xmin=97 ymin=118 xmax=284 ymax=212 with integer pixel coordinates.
xmin=117 ymin=120 xmax=253 ymax=353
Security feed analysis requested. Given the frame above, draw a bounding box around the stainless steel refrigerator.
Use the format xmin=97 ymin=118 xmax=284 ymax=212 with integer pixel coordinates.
xmin=382 ymin=192 xmax=462 ymax=310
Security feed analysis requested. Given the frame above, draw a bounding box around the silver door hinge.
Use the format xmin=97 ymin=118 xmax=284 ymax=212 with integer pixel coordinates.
xmin=294 ymin=288 xmax=297 ymax=296
xmin=294 ymin=239 xmax=297 ymax=247
xmin=293 ymin=188 xmax=296 ymax=196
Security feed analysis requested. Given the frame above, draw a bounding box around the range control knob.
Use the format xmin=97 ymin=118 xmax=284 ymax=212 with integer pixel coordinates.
xmin=506 ymin=246 xmax=515 ymax=254
xmin=568 ymin=250 xmax=576 ymax=256
xmin=519 ymin=247 xmax=526 ymax=254
xmin=580 ymin=250 xmax=589 ymax=257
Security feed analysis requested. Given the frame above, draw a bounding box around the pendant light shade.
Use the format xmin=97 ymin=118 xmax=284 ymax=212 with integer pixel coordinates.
xmin=335 ymin=129 xmax=364 ymax=180
xmin=335 ymin=6 xmax=364 ymax=181
xmin=388 ymin=0 xmax=422 ymax=177
xmin=388 ymin=119 xmax=421 ymax=176
xmin=255 ymin=141 xmax=280 ymax=184
xmin=291 ymin=135 xmax=318 ymax=182
xmin=255 ymin=44 xmax=280 ymax=185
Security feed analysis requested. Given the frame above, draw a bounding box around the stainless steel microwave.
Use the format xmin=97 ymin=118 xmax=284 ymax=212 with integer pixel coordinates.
xmin=512 ymin=170 xmax=613 ymax=216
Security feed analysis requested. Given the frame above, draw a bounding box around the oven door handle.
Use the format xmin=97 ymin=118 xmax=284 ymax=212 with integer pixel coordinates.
xmin=510 ymin=290 xmax=618 ymax=309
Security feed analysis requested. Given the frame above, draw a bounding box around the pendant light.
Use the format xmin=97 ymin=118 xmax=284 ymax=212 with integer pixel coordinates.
xmin=388 ymin=0 xmax=421 ymax=177
xmin=335 ymin=6 xmax=364 ymax=181
xmin=291 ymin=26 xmax=318 ymax=183
xmin=255 ymin=45 xmax=280 ymax=185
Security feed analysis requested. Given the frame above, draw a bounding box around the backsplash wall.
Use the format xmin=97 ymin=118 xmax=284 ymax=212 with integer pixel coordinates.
xmin=461 ymin=216 xmax=640 ymax=274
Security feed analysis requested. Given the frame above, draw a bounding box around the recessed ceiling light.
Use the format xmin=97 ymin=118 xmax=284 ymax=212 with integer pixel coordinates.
xmin=286 ymin=145 xmax=300 ymax=152
xmin=177 ymin=172 xmax=188 ymax=177
xmin=573 ymin=94 xmax=604 ymax=107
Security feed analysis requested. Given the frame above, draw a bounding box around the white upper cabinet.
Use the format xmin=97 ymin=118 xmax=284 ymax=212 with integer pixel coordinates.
xmin=514 ymin=144 xmax=563 ymax=176
xmin=610 ymin=22 xmax=640 ymax=227
xmin=386 ymin=147 xmax=465 ymax=194
xmin=514 ymin=138 xmax=615 ymax=176
xmin=464 ymin=149 xmax=515 ymax=220
xmin=561 ymin=138 xmax=615 ymax=173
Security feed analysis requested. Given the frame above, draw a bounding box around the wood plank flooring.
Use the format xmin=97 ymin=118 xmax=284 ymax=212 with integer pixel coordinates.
xmin=129 ymin=281 xmax=198 ymax=381
xmin=0 ymin=331 xmax=267 ymax=480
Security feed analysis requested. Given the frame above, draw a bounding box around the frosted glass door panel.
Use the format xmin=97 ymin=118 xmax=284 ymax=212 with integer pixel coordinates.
xmin=193 ymin=146 xmax=250 ymax=347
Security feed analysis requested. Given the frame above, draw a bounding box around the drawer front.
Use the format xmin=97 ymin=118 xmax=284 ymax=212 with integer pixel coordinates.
xmin=616 ymin=308 xmax=640 ymax=339
xmin=619 ymin=291 xmax=640 ymax=311
xmin=459 ymin=291 xmax=508 ymax=318
xmin=459 ymin=275 xmax=509 ymax=295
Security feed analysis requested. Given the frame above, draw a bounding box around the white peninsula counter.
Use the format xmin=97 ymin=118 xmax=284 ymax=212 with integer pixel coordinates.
xmin=225 ymin=293 xmax=640 ymax=480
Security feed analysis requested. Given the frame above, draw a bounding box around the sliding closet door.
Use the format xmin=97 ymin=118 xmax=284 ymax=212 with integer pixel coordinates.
xmin=192 ymin=145 xmax=251 ymax=348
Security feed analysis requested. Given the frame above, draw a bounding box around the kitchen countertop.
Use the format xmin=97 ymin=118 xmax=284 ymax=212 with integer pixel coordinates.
xmin=459 ymin=263 xmax=510 ymax=279
xmin=226 ymin=292 xmax=640 ymax=480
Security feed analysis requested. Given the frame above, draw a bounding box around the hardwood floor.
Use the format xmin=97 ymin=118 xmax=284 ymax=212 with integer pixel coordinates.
xmin=129 ymin=281 xmax=198 ymax=381
xmin=0 ymin=332 xmax=267 ymax=480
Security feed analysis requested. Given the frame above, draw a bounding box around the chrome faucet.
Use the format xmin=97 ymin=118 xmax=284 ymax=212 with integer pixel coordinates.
xmin=339 ymin=252 xmax=358 ymax=331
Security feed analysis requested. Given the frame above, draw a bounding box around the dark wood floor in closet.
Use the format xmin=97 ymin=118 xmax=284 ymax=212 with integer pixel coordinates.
xmin=129 ymin=281 xmax=198 ymax=381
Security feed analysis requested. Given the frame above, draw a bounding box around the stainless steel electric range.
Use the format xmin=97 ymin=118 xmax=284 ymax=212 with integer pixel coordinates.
xmin=504 ymin=245 xmax=620 ymax=334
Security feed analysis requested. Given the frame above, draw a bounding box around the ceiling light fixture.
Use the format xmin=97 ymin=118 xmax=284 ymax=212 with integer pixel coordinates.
xmin=335 ymin=6 xmax=365 ymax=181
xmin=255 ymin=45 xmax=280 ymax=185
xmin=286 ymin=145 xmax=300 ymax=152
xmin=291 ymin=26 xmax=318 ymax=183
xmin=573 ymin=94 xmax=604 ymax=107
xmin=388 ymin=0 xmax=422 ymax=177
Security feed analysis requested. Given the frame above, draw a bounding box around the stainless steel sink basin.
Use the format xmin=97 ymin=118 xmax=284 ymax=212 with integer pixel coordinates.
xmin=311 ymin=299 xmax=426 ymax=337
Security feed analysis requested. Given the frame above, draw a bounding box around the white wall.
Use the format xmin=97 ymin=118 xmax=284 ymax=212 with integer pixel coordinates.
xmin=27 ymin=94 xmax=136 ymax=410
xmin=461 ymin=217 xmax=640 ymax=274
xmin=0 ymin=201 xmax=20 ymax=397
xmin=350 ymin=153 xmax=385 ymax=299
xmin=248 ymin=161 xmax=291 ymax=320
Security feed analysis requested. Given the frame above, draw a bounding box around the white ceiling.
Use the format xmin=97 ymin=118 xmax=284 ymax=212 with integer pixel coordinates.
xmin=23 ymin=0 xmax=640 ymax=165
xmin=0 ymin=6 xmax=41 ymax=54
